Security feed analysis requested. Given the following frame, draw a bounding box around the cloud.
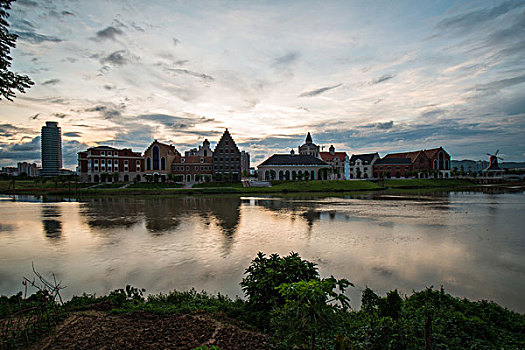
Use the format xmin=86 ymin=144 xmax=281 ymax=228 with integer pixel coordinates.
xmin=139 ymin=113 xmax=215 ymax=128
xmin=103 ymin=85 xmax=115 ymax=90
xmin=166 ymin=68 xmax=214 ymax=81
xmin=435 ymin=1 xmax=525 ymax=33
xmin=0 ymin=124 xmax=33 ymax=138
xmin=472 ymin=74 xmax=525 ymax=93
xmin=173 ymin=38 xmax=180 ymax=46
xmin=42 ymin=79 xmax=61 ymax=86
xmin=371 ymin=74 xmax=394 ymax=84
xmin=100 ymin=50 xmax=130 ymax=66
xmin=92 ymin=26 xmax=124 ymax=41
xmin=52 ymin=113 xmax=67 ymax=119
xmin=299 ymin=83 xmax=343 ymax=97
xmin=274 ymin=52 xmax=299 ymax=66
xmin=85 ymin=104 xmax=124 ymax=119
xmin=63 ymin=132 xmax=82 ymax=137
xmin=16 ymin=0 xmax=38 ymax=7
xmin=13 ymin=31 xmax=62 ymax=44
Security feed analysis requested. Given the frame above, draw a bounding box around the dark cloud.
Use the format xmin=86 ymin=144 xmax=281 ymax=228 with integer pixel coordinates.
xmin=52 ymin=113 xmax=67 ymax=119
xmin=371 ymin=74 xmax=394 ymax=84
xmin=0 ymin=137 xmax=40 ymax=163
xmin=103 ymin=85 xmax=115 ymax=90
xmin=421 ymin=109 xmax=446 ymax=119
xmin=48 ymin=10 xmax=75 ymax=18
xmin=93 ymin=26 xmax=124 ymax=41
xmin=472 ymin=74 xmax=525 ymax=93
xmin=435 ymin=1 xmax=525 ymax=33
xmin=11 ymin=19 xmax=35 ymax=31
xmin=13 ymin=31 xmax=62 ymax=44
xmin=139 ymin=114 xmax=214 ymax=128
xmin=273 ymin=52 xmax=299 ymax=67
xmin=63 ymin=132 xmax=82 ymax=137
xmin=0 ymin=124 xmax=33 ymax=138
xmin=166 ymin=68 xmax=214 ymax=81
xmin=42 ymin=79 xmax=61 ymax=86
xmin=85 ymin=104 xmax=124 ymax=119
xmin=299 ymin=83 xmax=342 ymax=97
xmin=100 ymin=50 xmax=130 ymax=66
xmin=62 ymin=11 xmax=74 ymax=16
xmin=16 ymin=0 xmax=38 ymax=7
xmin=173 ymin=38 xmax=180 ymax=46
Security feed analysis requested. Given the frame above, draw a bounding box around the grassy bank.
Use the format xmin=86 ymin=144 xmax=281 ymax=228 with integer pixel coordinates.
xmin=0 ymin=178 xmax=476 ymax=197
xmin=2 ymin=253 xmax=524 ymax=349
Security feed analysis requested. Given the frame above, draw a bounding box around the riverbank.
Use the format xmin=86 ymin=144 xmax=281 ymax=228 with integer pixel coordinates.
xmin=0 ymin=178 xmax=495 ymax=197
xmin=3 ymin=283 xmax=524 ymax=350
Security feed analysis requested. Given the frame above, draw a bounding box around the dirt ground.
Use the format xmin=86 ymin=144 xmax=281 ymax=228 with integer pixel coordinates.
xmin=31 ymin=310 xmax=269 ymax=350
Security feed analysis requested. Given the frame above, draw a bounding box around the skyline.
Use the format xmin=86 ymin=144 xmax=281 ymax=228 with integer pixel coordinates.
xmin=1 ymin=0 xmax=524 ymax=169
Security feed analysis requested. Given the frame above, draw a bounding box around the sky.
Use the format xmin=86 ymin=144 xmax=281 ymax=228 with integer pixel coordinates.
xmin=1 ymin=0 xmax=524 ymax=169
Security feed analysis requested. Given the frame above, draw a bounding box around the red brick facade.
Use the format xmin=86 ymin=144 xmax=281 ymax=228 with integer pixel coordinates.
xmin=172 ymin=155 xmax=213 ymax=183
xmin=78 ymin=146 xmax=144 ymax=182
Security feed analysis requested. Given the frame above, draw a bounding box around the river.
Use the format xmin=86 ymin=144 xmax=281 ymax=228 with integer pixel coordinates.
xmin=0 ymin=190 xmax=524 ymax=312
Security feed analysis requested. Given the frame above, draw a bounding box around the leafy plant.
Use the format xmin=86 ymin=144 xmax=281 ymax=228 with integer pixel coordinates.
xmin=241 ymin=252 xmax=319 ymax=313
xmin=272 ymin=277 xmax=353 ymax=350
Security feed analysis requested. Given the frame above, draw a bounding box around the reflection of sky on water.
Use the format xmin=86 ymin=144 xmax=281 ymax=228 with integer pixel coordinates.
xmin=0 ymin=191 xmax=524 ymax=313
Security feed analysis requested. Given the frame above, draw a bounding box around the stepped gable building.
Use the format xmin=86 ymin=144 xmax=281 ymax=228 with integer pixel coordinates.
xmin=143 ymin=140 xmax=180 ymax=181
xmin=349 ymin=153 xmax=379 ymax=179
xmin=320 ymin=145 xmax=347 ymax=179
xmin=78 ymin=146 xmax=144 ymax=183
xmin=172 ymin=139 xmax=214 ymax=184
xmin=213 ymin=129 xmax=242 ymax=182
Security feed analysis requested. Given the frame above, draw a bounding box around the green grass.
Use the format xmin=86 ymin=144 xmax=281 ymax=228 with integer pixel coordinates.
xmin=382 ymin=178 xmax=473 ymax=188
xmin=193 ymin=182 xmax=243 ymax=188
xmin=127 ymin=182 xmax=183 ymax=189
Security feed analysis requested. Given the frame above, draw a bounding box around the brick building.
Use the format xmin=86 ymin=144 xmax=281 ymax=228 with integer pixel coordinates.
xmin=78 ymin=146 xmax=144 ymax=183
xmin=213 ymin=129 xmax=242 ymax=182
xmin=143 ymin=140 xmax=180 ymax=182
xmin=320 ymin=145 xmax=347 ymax=180
xmin=376 ymin=147 xmax=451 ymax=178
xmin=173 ymin=140 xmax=214 ymax=184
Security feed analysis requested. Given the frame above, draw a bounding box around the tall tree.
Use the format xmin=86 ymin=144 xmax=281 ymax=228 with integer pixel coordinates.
xmin=0 ymin=0 xmax=33 ymax=101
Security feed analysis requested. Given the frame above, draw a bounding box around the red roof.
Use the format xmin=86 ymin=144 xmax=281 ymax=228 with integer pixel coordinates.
xmin=320 ymin=152 xmax=347 ymax=162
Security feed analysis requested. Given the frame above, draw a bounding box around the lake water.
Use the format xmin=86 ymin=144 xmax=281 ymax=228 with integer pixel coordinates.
xmin=0 ymin=191 xmax=524 ymax=312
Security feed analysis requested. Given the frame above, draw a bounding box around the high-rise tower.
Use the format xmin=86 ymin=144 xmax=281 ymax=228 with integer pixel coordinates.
xmin=41 ymin=121 xmax=62 ymax=176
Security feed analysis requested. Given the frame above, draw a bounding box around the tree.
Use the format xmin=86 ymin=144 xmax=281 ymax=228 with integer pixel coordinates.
xmin=1 ymin=0 xmax=34 ymax=101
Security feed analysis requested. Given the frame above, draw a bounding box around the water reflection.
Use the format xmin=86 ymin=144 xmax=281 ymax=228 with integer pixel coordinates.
xmin=0 ymin=191 xmax=524 ymax=313
xmin=41 ymin=204 xmax=62 ymax=240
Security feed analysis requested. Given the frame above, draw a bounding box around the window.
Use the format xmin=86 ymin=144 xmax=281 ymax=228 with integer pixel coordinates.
xmin=181 ymin=158 xmax=185 ymax=163
xmin=153 ymin=146 xmax=160 ymax=170
xmin=186 ymin=166 xmax=190 ymax=171
xmin=94 ymin=159 xmax=99 ymax=165
xmin=101 ymin=159 xmax=105 ymax=165
xmin=146 ymin=157 xmax=151 ymax=170
xmin=101 ymin=151 xmax=105 ymax=156
xmin=136 ymin=160 xmax=141 ymax=171
xmin=200 ymin=158 xmax=204 ymax=163
xmin=108 ymin=151 xmax=112 ymax=156
xmin=161 ymin=157 xmax=166 ymax=170
xmin=114 ymin=160 xmax=118 ymax=166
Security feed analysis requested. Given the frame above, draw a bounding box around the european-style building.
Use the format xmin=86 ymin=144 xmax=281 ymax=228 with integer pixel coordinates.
xmin=143 ymin=140 xmax=181 ymax=182
xmin=349 ymin=153 xmax=379 ymax=179
xmin=320 ymin=145 xmax=347 ymax=180
xmin=213 ymin=129 xmax=242 ymax=182
xmin=78 ymin=146 xmax=144 ymax=183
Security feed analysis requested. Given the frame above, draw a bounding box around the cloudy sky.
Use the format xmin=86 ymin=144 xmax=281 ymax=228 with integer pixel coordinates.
xmin=1 ymin=0 xmax=524 ymax=168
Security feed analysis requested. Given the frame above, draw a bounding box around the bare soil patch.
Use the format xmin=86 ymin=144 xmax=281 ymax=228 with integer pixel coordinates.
xmin=31 ymin=310 xmax=269 ymax=350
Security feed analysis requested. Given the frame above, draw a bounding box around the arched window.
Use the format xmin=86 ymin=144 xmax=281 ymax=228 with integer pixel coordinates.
xmin=153 ymin=146 xmax=160 ymax=170
xmin=433 ymin=159 xmax=438 ymax=169
xmin=204 ymin=150 xmax=207 ymax=157
xmin=445 ymin=159 xmax=449 ymax=169
xmin=161 ymin=157 xmax=166 ymax=170
xmin=279 ymin=170 xmax=283 ymax=180
xmin=285 ymin=170 xmax=290 ymax=180
xmin=146 ymin=157 xmax=151 ymax=170
xmin=311 ymin=170 xmax=315 ymax=180
xmin=265 ymin=170 xmax=270 ymax=180
xmin=438 ymin=151 xmax=445 ymax=169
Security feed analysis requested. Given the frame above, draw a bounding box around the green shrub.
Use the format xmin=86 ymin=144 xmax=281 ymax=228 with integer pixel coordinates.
xmin=241 ymin=252 xmax=319 ymax=313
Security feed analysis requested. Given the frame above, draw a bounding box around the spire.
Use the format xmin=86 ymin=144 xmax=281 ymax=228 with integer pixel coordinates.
xmin=305 ymin=132 xmax=312 ymax=143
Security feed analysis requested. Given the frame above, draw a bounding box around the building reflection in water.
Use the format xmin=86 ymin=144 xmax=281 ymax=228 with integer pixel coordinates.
xmin=41 ymin=204 xmax=62 ymax=240
xmin=79 ymin=196 xmax=241 ymax=254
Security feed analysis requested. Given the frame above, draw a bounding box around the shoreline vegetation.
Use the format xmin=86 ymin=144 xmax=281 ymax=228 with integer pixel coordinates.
xmin=1 ymin=253 xmax=524 ymax=349
xmin=1 ymin=178 xmax=523 ymax=197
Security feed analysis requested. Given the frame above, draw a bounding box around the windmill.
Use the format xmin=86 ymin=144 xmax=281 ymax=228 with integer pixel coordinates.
xmin=486 ymin=150 xmax=503 ymax=169
xmin=483 ymin=150 xmax=504 ymax=177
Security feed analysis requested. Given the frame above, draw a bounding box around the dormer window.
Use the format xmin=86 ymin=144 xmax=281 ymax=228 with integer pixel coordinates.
xmin=101 ymin=151 xmax=105 ymax=156
xmin=200 ymin=158 xmax=204 ymax=163
xmin=181 ymin=158 xmax=185 ymax=163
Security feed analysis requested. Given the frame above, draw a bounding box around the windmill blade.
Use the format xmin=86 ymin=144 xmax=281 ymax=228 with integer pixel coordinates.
xmin=486 ymin=153 xmax=492 ymax=156
xmin=498 ymin=156 xmax=504 ymax=160
xmin=495 ymin=149 xmax=499 ymax=155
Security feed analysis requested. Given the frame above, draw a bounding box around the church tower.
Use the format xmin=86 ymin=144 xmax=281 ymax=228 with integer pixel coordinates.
xmin=298 ymin=132 xmax=321 ymax=159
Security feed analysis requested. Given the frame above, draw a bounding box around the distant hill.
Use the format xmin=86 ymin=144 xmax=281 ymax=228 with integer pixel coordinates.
xmin=451 ymin=160 xmax=525 ymax=171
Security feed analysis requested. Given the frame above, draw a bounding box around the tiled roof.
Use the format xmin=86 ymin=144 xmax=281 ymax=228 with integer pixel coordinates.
xmin=375 ymin=157 xmax=412 ymax=165
xmin=349 ymin=153 xmax=378 ymax=164
xmin=259 ymin=154 xmax=329 ymax=166
xmin=320 ymin=152 xmax=347 ymax=162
